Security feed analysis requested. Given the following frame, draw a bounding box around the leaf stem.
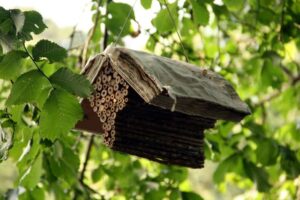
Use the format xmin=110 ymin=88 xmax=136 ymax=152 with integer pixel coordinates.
xmin=22 ymin=42 xmax=51 ymax=82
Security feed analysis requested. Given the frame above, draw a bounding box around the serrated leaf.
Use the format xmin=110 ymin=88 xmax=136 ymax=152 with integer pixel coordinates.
xmin=32 ymin=40 xmax=67 ymax=63
xmin=40 ymin=89 xmax=83 ymax=140
xmin=151 ymin=3 xmax=178 ymax=33
xmin=0 ymin=50 xmax=27 ymax=80
xmin=190 ymin=1 xmax=209 ymax=26
xmin=50 ymin=67 xmax=92 ymax=97
xmin=20 ymin=153 xmax=43 ymax=189
xmin=6 ymin=70 xmax=52 ymax=108
xmin=21 ymin=10 xmax=47 ymax=40
xmin=141 ymin=0 xmax=152 ymax=9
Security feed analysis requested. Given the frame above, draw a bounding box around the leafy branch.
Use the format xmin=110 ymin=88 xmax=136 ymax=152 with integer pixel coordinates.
xmin=22 ymin=42 xmax=50 ymax=82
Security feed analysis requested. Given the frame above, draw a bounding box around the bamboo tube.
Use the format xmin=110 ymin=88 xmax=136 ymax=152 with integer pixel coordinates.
xmin=105 ymin=95 xmax=110 ymax=102
xmin=102 ymin=75 xmax=108 ymax=83
xmin=101 ymin=90 xmax=107 ymax=97
xmin=97 ymin=84 xmax=102 ymax=91
xmin=108 ymin=87 xmax=113 ymax=95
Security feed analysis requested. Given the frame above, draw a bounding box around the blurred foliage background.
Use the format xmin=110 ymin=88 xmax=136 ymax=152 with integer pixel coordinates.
xmin=0 ymin=0 xmax=300 ymax=199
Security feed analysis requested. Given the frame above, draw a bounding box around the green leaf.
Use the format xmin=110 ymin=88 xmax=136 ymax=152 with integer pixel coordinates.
xmin=20 ymin=153 xmax=43 ymax=189
xmin=256 ymin=138 xmax=279 ymax=166
xmin=223 ymin=0 xmax=244 ymax=12
xmin=106 ymin=2 xmax=135 ymax=36
xmin=141 ymin=0 xmax=152 ymax=9
xmin=91 ymin=167 xmax=103 ymax=183
xmin=181 ymin=192 xmax=204 ymax=200
xmin=6 ymin=70 xmax=52 ymax=108
xmin=243 ymin=160 xmax=271 ymax=192
xmin=32 ymin=40 xmax=67 ymax=63
xmin=213 ymin=153 xmax=244 ymax=183
xmin=145 ymin=189 xmax=166 ymax=200
xmin=151 ymin=3 xmax=178 ymax=33
xmin=0 ymin=50 xmax=27 ymax=80
xmin=21 ymin=11 xmax=47 ymax=40
xmin=190 ymin=1 xmax=209 ymax=26
xmin=50 ymin=67 xmax=92 ymax=97
xmin=40 ymin=89 xmax=83 ymax=140
xmin=280 ymin=147 xmax=300 ymax=178
xmin=257 ymin=7 xmax=276 ymax=25
xmin=0 ymin=7 xmax=10 ymax=23
xmin=0 ymin=18 xmax=14 ymax=35
xmin=260 ymin=59 xmax=284 ymax=89
xmin=46 ymin=142 xmax=80 ymax=185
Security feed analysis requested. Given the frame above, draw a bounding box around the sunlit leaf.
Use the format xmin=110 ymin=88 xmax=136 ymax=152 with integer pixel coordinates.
xmin=223 ymin=0 xmax=245 ymax=11
xmin=106 ymin=2 xmax=135 ymax=36
xmin=213 ymin=153 xmax=244 ymax=183
xmin=190 ymin=1 xmax=209 ymax=26
xmin=151 ymin=3 xmax=178 ymax=33
xmin=20 ymin=153 xmax=43 ymax=189
xmin=141 ymin=0 xmax=152 ymax=9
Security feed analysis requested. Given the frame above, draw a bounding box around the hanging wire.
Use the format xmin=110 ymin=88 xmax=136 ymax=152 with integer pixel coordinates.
xmin=162 ymin=0 xmax=189 ymax=63
xmin=113 ymin=0 xmax=138 ymax=46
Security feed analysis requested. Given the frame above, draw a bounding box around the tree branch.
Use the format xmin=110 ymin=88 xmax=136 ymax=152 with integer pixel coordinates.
xmin=22 ymin=42 xmax=51 ymax=82
xmin=279 ymin=0 xmax=286 ymax=42
xmin=79 ymin=134 xmax=95 ymax=183
xmin=255 ymin=73 xmax=300 ymax=106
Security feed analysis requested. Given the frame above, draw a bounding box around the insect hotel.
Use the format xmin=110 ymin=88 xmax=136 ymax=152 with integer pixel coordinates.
xmin=75 ymin=46 xmax=251 ymax=168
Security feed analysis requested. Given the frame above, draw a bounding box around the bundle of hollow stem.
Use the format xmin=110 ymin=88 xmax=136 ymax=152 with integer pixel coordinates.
xmin=88 ymin=63 xmax=129 ymax=147
xmin=88 ymin=64 xmax=215 ymax=168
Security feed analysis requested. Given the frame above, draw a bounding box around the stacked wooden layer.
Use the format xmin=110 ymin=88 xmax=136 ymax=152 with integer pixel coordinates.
xmin=88 ymin=63 xmax=216 ymax=168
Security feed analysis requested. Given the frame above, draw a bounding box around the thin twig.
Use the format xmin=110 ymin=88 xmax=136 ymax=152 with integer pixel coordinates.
xmin=162 ymin=0 xmax=189 ymax=62
xmin=80 ymin=0 xmax=102 ymax=69
xmin=69 ymin=25 xmax=78 ymax=50
xmin=103 ymin=0 xmax=111 ymax=49
xmin=255 ymin=74 xmax=300 ymax=106
xmin=279 ymin=0 xmax=286 ymax=42
xmin=79 ymin=134 xmax=95 ymax=183
xmin=280 ymin=64 xmax=293 ymax=78
xmin=22 ymin=42 xmax=51 ymax=82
